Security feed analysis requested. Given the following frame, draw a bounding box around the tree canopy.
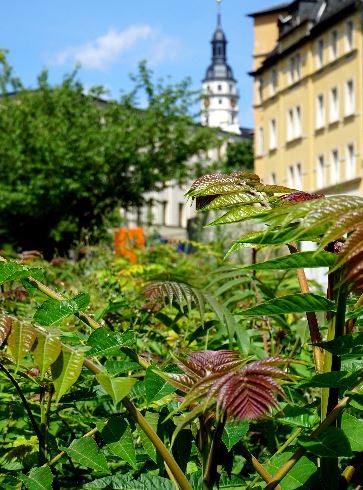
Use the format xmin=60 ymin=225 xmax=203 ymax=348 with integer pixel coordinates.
xmin=0 ymin=53 xmax=216 ymax=256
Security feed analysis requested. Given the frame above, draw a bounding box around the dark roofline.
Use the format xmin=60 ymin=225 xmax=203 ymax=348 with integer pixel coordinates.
xmin=250 ymin=1 xmax=356 ymax=76
xmin=247 ymin=2 xmax=290 ymax=18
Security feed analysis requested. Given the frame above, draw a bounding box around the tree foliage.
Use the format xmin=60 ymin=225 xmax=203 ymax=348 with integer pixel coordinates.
xmin=0 ymin=53 xmax=215 ymax=256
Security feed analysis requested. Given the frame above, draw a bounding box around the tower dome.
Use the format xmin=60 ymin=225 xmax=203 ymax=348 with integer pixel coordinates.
xmin=201 ymin=2 xmax=240 ymax=134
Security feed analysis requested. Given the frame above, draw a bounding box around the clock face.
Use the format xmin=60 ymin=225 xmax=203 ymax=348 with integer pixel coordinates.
xmin=231 ymin=98 xmax=236 ymax=108
xmin=204 ymin=97 xmax=210 ymax=108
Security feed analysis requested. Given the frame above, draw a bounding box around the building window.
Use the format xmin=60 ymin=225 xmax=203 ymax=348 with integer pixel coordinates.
xmin=345 ymin=80 xmax=355 ymax=116
xmin=178 ymin=203 xmax=185 ymax=228
xmin=316 ymin=155 xmax=326 ymax=188
xmin=218 ymin=99 xmax=222 ymax=105
xmin=269 ymin=118 xmax=277 ymax=150
xmin=256 ymin=78 xmax=263 ymax=104
xmin=329 ymin=87 xmax=339 ymax=122
xmin=287 ymin=163 xmax=302 ymax=189
xmin=257 ymin=126 xmax=264 ymax=156
xmin=295 ymin=163 xmax=302 ymax=189
xmin=316 ymin=39 xmax=324 ymax=69
xmin=270 ymin=69 xmax=278 ymax=96
xmin=218 ymin=84 xmax=222 ymax=91
xmin=271 ymin=172 xmax=277 ymax=185
xmin=288 ymin=53 xmax=301 ymax=84
xmin=316 ymin=94 xmax=325 ymax=129
xmin=330 ymin=149 xmax=340 ymax=184
xmin=161 ymin=201 xmax=168 ymax=226
xmin=330 ymin=30 xmax=338 ymax=61
xmin=287 ymin=106 xmax=301 ymax=141
xmin=287 ymin=165 xmax=294 ymax=188
xmin=346 ymin=144 xmax=356 ymax=179
xmin=345 ymin=20 xmax=354 ymax=52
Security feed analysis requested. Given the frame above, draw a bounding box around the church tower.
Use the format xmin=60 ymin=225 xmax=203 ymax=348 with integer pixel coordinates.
xmin=201 ymin=0 xmax=240 ymax=134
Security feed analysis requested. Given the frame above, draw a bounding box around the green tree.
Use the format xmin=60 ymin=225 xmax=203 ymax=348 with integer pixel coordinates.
xmin=225 ymin=139 xmax=254 ymax=171
xmin=0 ymin=55 xmax=215 ymax=256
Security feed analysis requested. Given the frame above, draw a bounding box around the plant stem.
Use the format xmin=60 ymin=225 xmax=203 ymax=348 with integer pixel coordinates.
xmin=203 ymin=416 xmax=226 ymax=489
xmin=287 ymin=244 xmax=324 ymax=373
xmin=238 ymin=443 xmax=281 ymax=489
xmin=265 ymin=381 xmax=363 ymax=489
xmin=0 ymin=363 xmax=46 ymax=464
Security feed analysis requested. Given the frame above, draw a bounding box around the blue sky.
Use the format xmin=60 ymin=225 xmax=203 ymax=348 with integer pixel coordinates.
xmin=1 ymin=1 xmax=276 ymax=128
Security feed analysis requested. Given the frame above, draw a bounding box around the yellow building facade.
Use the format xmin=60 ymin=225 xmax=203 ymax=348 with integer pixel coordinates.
xmin=250 ymin=1 xmax=363 ymax=195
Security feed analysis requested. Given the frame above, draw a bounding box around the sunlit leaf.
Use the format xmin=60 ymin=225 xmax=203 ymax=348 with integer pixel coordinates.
xmin=341 ymin=413 xmax=363 ymax=451
xmin=51 ymin=349 xmax=84 ymax=402
xmin=7 ymin=321 xmax=37 ymax=372
xmin=145 ymin=368 xmax=176 ymax=405
xmin=32 ymin=333 xmax=62 ymax=378
xmin=0 ymin=314 xmax=12 ymax=347
xmin=222 ymin=420 xmax=249 ymax=451
xmin=265 ymin=451 xmax=317 ymax=490
xmin=315 ymin=333 xmax=363 ymax=356
xmin=239 ymin=252 xmax=336 ymax=271
xmin=87 ymin=328 xmax=135 ymax=357
xmin=34 ymin=298 xmax=79 ymax=326
xmin=96 ymin=373 xmax=136 ymax=406
xmin=137 ymin=411 xmax=159 ymax=463
xmin=64 ymin=437 xmax=108 ymax=472
xmin=0 ymin=261 xmax=28 ymax=285
xmin=83 ymin=474 xmax=175 ymax=489
xmin=239 ymin=294 xmax=335 ymax=317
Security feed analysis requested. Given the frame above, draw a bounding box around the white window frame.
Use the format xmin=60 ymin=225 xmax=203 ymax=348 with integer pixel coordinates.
xmin=345 ymin=79 xmax=355 ymax=116
xmin=269 ymin=118 xmax=277 ymax=150
xmin=316 ymin=94 xmax=325 ymax=129
xmin=330 ymin=149 xmax=339 ymax=184
xmin=287 ymin=109 xmax=294 ymax=141
xmin=345 ymin=20 xmax=354 ymax=52
xmin=346 ymin=143 xmax=356 ymax=179
xmin=329 ymin=87 xmax=339 ymax=123
xmin=316 ymin=155 xmax=326 ymax=188
xmin=316 ymin=39 xmax=324 ymax=69
xmin=294 ymin=106 xmax=302 ymax=138
xmin=330 ymin=30 xmax=338 ymax=61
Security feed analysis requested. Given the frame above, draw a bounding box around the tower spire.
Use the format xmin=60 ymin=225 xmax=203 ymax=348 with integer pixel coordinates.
xmin=217 ymin=0 xmax=222 ymax=27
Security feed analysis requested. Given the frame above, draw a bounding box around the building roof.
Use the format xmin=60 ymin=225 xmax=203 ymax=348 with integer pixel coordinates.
xmin=251 ymin=0 xmax=356 ymax=75
xmin=247 ymin=3 xmax=290 ymax=17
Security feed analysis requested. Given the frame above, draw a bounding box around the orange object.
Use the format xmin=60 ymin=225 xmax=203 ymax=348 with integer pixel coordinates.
xmin=114 ymin=228 xmax=145 ymax=263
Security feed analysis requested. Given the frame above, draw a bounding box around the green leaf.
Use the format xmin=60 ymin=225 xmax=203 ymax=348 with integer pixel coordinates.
xmin=32 ymin=333 xmax=62 ymax=378
xmin=145 ymin=368 xmax=176 ymax=405
xmin=7 ymin=321 xmax=37 ymax=372
xmin=19 ymin=466 xmax=54 ymax=490
xmin=265 ymin=451 xmax=317 ymax=490
xmin=341 ymin=413 xmax=363 ymax=451
xmin=198 ymin=191 xmax=261 ymax=211
xmin=73 ymin=292 xmax=90 ymax=309
xmin=97 ymin=373 xmax=136 ymax=406
xmin=65 ymin=437 xmax=108 ymax=472
xmin=239 ymin=252 xmax=336 ymax=271
xmin=87 ymin=328 xmax=135 ymax=357
xmin=137 ymin=411 xmax=159 ymax=463
xmin=299 ymin=427 xmax=352 ymax=457
xmin=222 ymin=420 xmax=249 ymax=451
xmin=0 ymin=261 xmax=28 ymax=285
xmin=34 ymin=298 xmax=80 ymax=326
xmin=300 ymin=371 xmax=361 ymax=389
xmin=83 ymin=474 xmax=175 ymax=489
xmin=51 ymin=349 xmax=84 ymax=402
xmin=346 ymin=390 xmax=363 ymax=410
xmin=101 ymin=417 xmax=137 ymax=468
xmin=316 ymin=333 xmax=363 ymax=356
xmin=275 ymin=405 xmax=319 ymax=428
xmin=239 ymin=294 xmax=335 ymax=317
xmin=207 ymin=205 xmax=268 ymax=227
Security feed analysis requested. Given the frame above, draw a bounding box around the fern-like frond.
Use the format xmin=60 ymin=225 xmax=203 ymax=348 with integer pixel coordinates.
xmin=144 ymin=281 xmax=205 ymax=317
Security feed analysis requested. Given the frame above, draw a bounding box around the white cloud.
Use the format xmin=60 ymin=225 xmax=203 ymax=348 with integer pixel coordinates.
xmin=148 ymin=37 xmax=181 ymax=67
xmin=52 ymin=25 xmax=154 ymax=69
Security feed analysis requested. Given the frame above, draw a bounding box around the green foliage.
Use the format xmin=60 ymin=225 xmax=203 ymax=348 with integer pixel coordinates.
xmin=0 ymin=55 xmax=215 ymax=255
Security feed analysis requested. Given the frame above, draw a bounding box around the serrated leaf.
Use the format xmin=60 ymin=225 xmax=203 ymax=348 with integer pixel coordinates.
xmin=72 ymin=292 xmax=90 ymax=309
xmin=316 ymin=333 xmax=363 ymax=356
xmin=7 ymin=321 xmax=37 ymax=371
xmin=207 ymin=205 xmax=268 ymax=227
xmin=65 ymin=437 xmax=108 ymax=472
xmin=83 ymin=474 xmax=175 ymax=489
xmin=198 ymin=191 xmax=261 ymax=211
xmin=341 ymin=413 xmax=363 ymax=451
xmin=145 ymin=368 xmax=176 ymax=405
xmin=87 ymin=328 xmax=135 ymax=357
xmin=275 ymin=405 xmax=319 ymax=428
xmin=0 ymin=314 xmax=12 ymax=346
xmin=19 ymin=466 xmax=54 ymax=490
xmin=101 ymin=417 xmax=137 ymax=468
xmin=265 ymin=451 xmax=317 ymax=490
xmin=299 ymin=371 xmax=360 ymax=389
xmin=0 ymin=261 xmax=28 ymax=285
xmin=34 ymin=298 xmax=79 ymax=326
xmin=222 ymin=420 xmax=249 ymax=451
xmin=137 ymin=411 xmax=159 ymax=463
xmin=96 ymin=373 xmax=136 ymax=406
xmin=239 ymin=252 xmax=336 ymax=271
xmin=299 ymin=427 xmax=352 ymax=457
xmin=239 ymin=293 xmax=335 ymax=317
xmin=51 ymin=349 xmax=84 ymax=402
xmin=32 ymin=333 xmax=62 ymax=378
